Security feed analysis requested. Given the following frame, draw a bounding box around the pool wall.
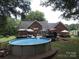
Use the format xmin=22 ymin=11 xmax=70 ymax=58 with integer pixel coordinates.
xmin=11 ymin=42 xmax=51 ymax=57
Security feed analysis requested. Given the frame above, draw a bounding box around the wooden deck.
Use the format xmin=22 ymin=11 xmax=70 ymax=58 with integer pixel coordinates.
xmin=0 ymin=48 xmax=58 ymax=59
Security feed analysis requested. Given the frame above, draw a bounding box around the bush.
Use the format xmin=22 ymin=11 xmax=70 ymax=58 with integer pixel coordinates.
xmin=0 ymin=35 xmax=4 ymax=38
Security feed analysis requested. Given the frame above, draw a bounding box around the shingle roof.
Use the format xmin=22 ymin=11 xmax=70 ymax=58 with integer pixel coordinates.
xmin=47 ymin=23 xmax=58 ymax=29
xmin=18 ymin=21 xmax=62 ymax=31
xmin=18 ymin=21 xmax=48 ymax=31
xmin=18 ymin=21 xmax=33 ymax=29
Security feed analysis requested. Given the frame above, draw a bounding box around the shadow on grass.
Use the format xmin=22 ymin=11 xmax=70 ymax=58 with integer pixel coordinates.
xmin=51 ymin=38 xmax=79 ymax=59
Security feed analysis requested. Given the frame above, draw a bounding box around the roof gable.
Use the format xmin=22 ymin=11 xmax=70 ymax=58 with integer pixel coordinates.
xmin=28 ymin=20 xmax=42 ymax=30
xmin=55 ymin=22 xmax=68 ymax=30
xmin=28 ymin=20 xmax=42 ymax=27
xmin=18 ymin=21 xmax=48 ymax=31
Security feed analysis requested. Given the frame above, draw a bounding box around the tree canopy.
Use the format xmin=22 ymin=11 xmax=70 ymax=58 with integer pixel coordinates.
xmin=23 ymin=11 xmax=45 ymax=21
xmin=0 ymin=0 xmax=30 ymax=18
xmin=0 ymin=17 xmax=20 ymax=35
xmin=0 ymin=0 xmax=31 ymax=34
xmin=67 ymin=24 xmax=79 ymax=31
xmin=5 ymin=17 xmax=20 ymax=35
xmin=41 ymin=0 xmax=79 ymax=20
xmin=0 ymin=0 xmax=30 ymax=26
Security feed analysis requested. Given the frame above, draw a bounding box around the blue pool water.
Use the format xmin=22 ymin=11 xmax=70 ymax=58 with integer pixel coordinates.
xmin=9 ymin=38 xmax=51 ymax=45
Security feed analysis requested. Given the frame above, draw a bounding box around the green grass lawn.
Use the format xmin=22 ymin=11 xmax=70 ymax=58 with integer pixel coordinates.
xmin=0 ymin=36 xmax=16 ymax=48
xmin=52 ymin=37 xmax=79 ymax=59
xmin=0 ymin=36 xmax=16 ymax=42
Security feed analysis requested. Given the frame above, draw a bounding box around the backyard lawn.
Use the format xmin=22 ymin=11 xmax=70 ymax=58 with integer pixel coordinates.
xmin=0 ymin=36 xmax=15 ymax=42
xmin=52 ymin=36 xmax=79 ymax=59
xmin=0 ymin=36 xmax=79 ymax=59
xmin=0 ymin=36 xmax=16 ymax=47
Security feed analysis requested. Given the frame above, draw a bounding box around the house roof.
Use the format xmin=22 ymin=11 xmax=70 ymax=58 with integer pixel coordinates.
xmin=18 ymin=21 xmax=33 ymax=29
xmin=18 ymin=21 xmax=48 ymax=31
xmin=47 ymin=23 xmax=58 ymax=29
xmin=18 ymin=21 xmax=67 ymax=31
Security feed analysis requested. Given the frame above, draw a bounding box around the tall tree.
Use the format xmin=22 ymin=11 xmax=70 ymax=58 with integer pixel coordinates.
xmin=23 ymin=11 xmax=45 ymax=21
xmin=5 ymin=17 xmax=20 ymax=35
xmin=41 ymin=0 xmax=79 ymax=20
xmin=0 ymin=0 xmax=30 ymax=34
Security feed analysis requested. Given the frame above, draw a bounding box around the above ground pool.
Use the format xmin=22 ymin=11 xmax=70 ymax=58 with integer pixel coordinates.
xmin=9 ymin=38 xmax=51 ymax=45
xmin=9 ymin=38 xmax=52 ymax=57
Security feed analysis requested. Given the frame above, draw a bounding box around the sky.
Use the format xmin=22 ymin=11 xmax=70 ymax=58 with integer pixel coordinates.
xmin=30 ymin=0 xmax=79 ymax=25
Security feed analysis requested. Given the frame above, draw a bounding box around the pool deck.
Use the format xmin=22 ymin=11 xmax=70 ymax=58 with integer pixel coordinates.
xmin=0 ymin=48 xmax=58 ymax=59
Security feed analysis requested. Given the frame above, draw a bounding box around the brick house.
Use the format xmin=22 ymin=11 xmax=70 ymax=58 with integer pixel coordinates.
xmin=17 ymin=20 xmax=69 ymax=37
